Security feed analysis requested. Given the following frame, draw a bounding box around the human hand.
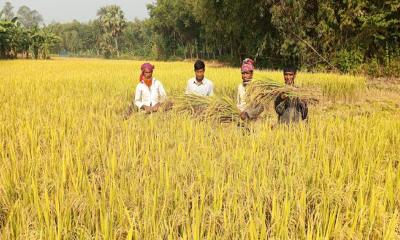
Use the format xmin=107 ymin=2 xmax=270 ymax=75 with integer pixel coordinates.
xmin=143 ymin=105 xmax=152 ymax=113
xmin=240 ymin=111 xmax=249 ymax=120
xmin=151 ymin=103 xmax=161 ymax=112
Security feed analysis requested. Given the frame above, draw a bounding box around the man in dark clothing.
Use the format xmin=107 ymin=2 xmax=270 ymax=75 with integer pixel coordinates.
xmin=274 ymin=67 xmax=308 ymax=124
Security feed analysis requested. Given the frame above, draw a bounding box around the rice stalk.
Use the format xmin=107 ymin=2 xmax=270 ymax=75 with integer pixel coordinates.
xmin=172 ymin=94 xmax=241 ymax=123
xmin=246 ymin=79 xmax=322 ymax=107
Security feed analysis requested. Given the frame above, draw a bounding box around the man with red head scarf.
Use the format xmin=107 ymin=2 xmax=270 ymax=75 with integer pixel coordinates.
xmin=237 ymin=58 xmax=264 ymax=120
xmin=134 ymin=63 xmax=167 ymax=113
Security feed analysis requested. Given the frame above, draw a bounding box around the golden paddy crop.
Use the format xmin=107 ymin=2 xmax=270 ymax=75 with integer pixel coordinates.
xmin=0 ymin=59 xmax=399 ymax=239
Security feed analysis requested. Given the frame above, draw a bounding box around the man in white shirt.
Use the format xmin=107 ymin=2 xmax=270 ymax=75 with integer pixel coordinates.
xmin=134 ymin=63 xmax=167 ymax=113
xmin=185 ymin=60 xmax=214 ymax=96
xmin=237 ymin=58 xmax=264 ymax=120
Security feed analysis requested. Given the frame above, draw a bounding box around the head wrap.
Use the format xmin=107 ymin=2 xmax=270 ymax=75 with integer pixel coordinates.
xmin=241 ymin=58 xmax=255 ymax=73
xmin=140 ymin=63 xmax=155 ymax=87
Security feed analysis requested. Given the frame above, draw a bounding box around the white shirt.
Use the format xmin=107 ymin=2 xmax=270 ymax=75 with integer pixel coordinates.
xmin=237 ymin=83 xmax=247 ymax=112
xmin=185 ymin=77 xmax=214 ymax=96
xmin=134 ymin=78 xmax=167 ymax=109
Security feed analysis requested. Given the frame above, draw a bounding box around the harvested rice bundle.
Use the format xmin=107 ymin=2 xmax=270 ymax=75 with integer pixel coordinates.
xmin=203 ymin=96 xmax=241 ymax=123
xmin=172 ymin=94 xmax=210 ymax=116
xmin=246 ymin=79 xmax=321 ymax=106
xmin=173 ymin=94 xmax=241 ymax=123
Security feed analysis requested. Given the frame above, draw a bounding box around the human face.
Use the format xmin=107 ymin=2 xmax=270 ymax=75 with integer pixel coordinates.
xmin=143 ymin=70 xmax=153 ymax=80
xmin=241 ymin=71 xmax=253 ymax=85
xmin=195 ymin=68 xmax=205 ymax=81
xmin=284 ymin=71 xmax=296 ymax=85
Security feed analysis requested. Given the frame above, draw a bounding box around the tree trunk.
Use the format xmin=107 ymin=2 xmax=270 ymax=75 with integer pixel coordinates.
xmin=190 ymin=44 xmax=193 ymax=60
xmin=114 ymin=38 xmax=119 ymax=57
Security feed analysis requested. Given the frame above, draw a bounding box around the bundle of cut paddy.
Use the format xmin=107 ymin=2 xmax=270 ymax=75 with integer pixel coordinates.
xmin=172 ymin=94 xmax=210 ymax=116
xmin=203 ymin=95 xmax=241 ymax=123
xmin=173 ymin=94 xmax=241 ymax=123
xmin=246 ymin=79 xmax=321 ymax=106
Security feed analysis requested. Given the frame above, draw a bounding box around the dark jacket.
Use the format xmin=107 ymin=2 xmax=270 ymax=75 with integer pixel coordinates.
xmin=274 ymin=94 xmax=308 ymax=124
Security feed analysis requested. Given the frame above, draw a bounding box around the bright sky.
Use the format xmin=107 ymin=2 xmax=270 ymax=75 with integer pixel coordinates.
xmin=2 ymin=0 xmax=154 ymax=23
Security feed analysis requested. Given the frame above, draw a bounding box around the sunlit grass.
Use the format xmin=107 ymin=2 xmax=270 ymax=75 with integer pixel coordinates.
xmin=0 ymin=59 xmax=398 ymax=239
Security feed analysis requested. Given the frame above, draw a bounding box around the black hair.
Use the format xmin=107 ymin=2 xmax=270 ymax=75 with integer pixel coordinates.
xmin=283 ymin=66 xmax=297 ymax=74
xmin=194 ymin=60 xmax=205 ymax=71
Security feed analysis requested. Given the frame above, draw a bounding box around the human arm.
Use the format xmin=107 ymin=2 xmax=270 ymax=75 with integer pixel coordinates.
xmin=134 ymin=84 xmax=152 ymax=113
xmin=274 ymin=94 xmax=287 ymax=116
xmin=245 ymin=104 xmax=264 ymax=120
xmin=134 ymin=85 xmax=144 ymax=109
xmin=297 ymin=99 xmax=308 ymax=120
xmin=237 ymin=85 xmax=245 ymax=111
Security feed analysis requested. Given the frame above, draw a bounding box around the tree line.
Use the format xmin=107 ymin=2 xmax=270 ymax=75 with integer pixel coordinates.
xmin=146 ymin=0 xmax=399 ymax=74
xmin=0 ymin=2 xmax=59 ymax=59
xmin=1 ymin=1 xmax=399 ymax=75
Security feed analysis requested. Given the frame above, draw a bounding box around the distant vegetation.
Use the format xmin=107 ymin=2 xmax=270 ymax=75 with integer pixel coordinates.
xmin=1 ymin=1 xmax=399 ymax=76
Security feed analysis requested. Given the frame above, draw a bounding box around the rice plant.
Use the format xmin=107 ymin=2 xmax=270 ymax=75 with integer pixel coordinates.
xmin=0 ymin=58 xmax=398 ymax=239
xmin=173 ymin=94 xmax=241 ymax=123
xmin=246 ymin=79 xmax=322 ymax=107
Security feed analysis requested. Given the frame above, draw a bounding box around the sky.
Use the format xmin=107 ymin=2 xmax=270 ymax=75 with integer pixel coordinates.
xmin=2 ymin=0 xmax=154 ymax=23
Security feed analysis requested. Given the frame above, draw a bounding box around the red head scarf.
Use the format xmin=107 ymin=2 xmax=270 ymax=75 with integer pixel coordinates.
xmin=241 ymin=58 xmax=255 ymax=73
xmin=140 ymin=63 xmax=155 ymax=87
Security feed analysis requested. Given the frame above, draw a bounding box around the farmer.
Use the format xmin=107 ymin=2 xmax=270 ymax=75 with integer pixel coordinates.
xmin=134 ymin=63 xmax=167 ymax=113
xmin=237 ymin=58 xmax=264 ymax=120
xmin=274 ymin=66 xmax=308 ymax=124
xmin=185 ymin=59 xmax=214 ymax=96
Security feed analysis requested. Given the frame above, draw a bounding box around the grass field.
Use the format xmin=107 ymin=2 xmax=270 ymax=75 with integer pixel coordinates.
xmin=0 ymin=58 xmax=399 ymax=239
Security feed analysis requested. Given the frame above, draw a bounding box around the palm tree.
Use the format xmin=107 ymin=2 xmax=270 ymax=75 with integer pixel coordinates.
xmin=97 ymin=5 xmax=126 ymax=57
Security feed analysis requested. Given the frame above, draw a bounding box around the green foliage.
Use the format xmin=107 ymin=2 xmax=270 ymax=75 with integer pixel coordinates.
xmin=361 ymin=58 xmax=400 ymax=78
xmin=29 ymin=27 xmax=60 ymax=59
xmin=0 ymin=2 xmax=57 ymax=60
xmin=16 ymin=5 xmax=43 ymax=28
xmin=0 ymin=2 xmax=14 ymax=21
xmin=145 ymin=0 xmax=400 ymax=74
xmin=334 ymin=49 xmax=364 ymax=73
xmin=97 ymin=5 xmax=127 ymax=58
xmin=0 ymin=18 xmax=20 ymax=58
xmin=0 ymin=19 xmax=59 ymax=59
xmin=2 ymin=1 xmax=399 ymax=76
xmin=49 ymin=20 xmax=102 ymax=56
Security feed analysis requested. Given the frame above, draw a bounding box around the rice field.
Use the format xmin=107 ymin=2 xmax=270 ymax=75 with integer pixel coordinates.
xmin=0 ymin=58 xmax=399 ymax=239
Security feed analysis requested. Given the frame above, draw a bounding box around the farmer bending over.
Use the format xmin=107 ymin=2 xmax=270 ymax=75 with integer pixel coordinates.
xmin=274 ymin=67 xmax=308 ymax=124
xmin=185 ymin=59 xmax=214 ymax=96
xmin=237 ymin=58 xmax=264 ymax=120
xmin=134 ymin=63 xmax=167 ymax=113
